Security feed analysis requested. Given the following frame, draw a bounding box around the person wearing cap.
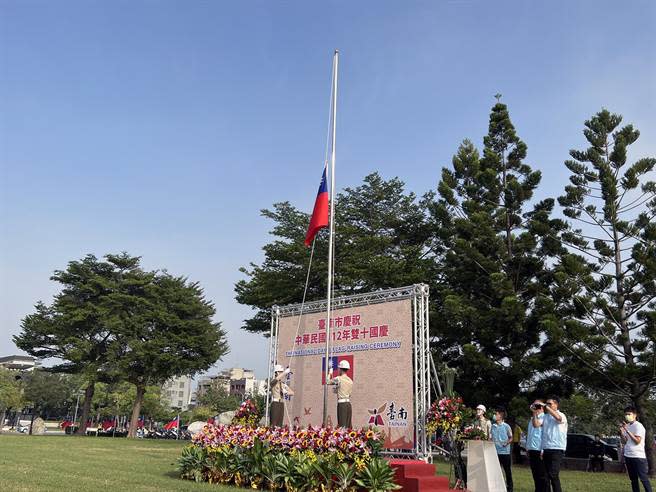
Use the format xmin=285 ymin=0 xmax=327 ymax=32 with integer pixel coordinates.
xmin=473 ymin=404 xmax=492 ymax=440
xmin=328 ymin=360 xmax=353 ymax=428
xmin=270 ymin=364 xmax=293 ymax=427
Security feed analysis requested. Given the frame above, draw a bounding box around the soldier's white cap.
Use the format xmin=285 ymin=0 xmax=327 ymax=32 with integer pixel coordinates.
xmin=476 ymin=404 xmax=486 ymax=412
xmin=338 ymin=360 xmax=350 ymax=370
xmin=274 ymin=364 xmax=284 ymax=373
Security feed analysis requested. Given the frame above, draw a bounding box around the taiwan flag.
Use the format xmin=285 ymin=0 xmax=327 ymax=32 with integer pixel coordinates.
xmin=305 ymin=167 xmax=329 ymax=247
xmin=163 ymin=416 xmax=179 ymax=430
xmin=101 ymin=418 xmax=116 ymax=431
xmin=321 ymin=354 xmax=354 ymax=385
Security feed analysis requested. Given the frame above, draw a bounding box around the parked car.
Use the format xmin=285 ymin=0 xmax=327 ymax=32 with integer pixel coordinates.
xmin=566 ymin=433 xmax=618 ymax=461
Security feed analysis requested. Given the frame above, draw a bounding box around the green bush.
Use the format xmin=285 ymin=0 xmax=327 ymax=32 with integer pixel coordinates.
xmin=176 ymin=445 xmax=209 ymax=483
xmin=354 ymin=457 xmax=401 ymax=492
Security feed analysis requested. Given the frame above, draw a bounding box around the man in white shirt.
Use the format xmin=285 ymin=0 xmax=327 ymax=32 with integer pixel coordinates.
xmin=621 ymin=405 xmax=653 ymax=492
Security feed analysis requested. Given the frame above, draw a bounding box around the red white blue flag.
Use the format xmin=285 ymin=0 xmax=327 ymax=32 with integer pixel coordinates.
xmin=321 ymin=354 xmax=354 ymax=384
xmin=305 ymin=167 xmax=329 ymax=247
xmin=163 ymin=416 xmax=179 ymax=430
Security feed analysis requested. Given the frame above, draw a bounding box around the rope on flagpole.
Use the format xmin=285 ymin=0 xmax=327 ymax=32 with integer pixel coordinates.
xmin=280 ymin=54 xmax=336 ymax=428
xmin=282 ymin=238 xmax=316 ymax=427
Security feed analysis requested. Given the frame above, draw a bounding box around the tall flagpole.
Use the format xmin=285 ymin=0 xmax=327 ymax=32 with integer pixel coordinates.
xmin=322 ymin=50 xmax=338 ymax=426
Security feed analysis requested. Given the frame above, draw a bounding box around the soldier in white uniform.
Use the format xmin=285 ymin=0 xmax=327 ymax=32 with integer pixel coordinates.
xmin=328 ymin=360 xmax=353 ymax=428
xmin=270 ymin=364 xmax=293 ymax=427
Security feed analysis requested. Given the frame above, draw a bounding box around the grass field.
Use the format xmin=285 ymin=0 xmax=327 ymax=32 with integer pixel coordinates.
xmin=434 ymin=459 xmax=651 ymax=492
xmin=0 ymin=434 xmax=651 ymax=491
xmin=0 ymin=434 xmax=235 ymax=491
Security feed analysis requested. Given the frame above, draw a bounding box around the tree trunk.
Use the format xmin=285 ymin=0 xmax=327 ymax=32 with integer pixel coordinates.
xmin=75 ymin=382 xmax=95 ymax=435
xmin=0 ymin=408 xmax=6 ymax=431
xmin=127 ymin=384 xmax=146 ymax=438
xmin=634 ymin=397 xmax=655 ymax=476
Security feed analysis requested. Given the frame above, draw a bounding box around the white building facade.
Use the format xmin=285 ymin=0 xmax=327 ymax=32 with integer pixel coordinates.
xmin=161 ymin=375 xmax=193 ymax=411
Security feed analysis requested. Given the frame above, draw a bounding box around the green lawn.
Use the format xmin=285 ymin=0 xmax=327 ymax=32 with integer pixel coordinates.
xmin=0 ymin=434 xmax=650 ymax=492
xmin=435 ymin=459 xmax=652 ymax=492
xmin=0 ymin=434 xmax=235 ymax=492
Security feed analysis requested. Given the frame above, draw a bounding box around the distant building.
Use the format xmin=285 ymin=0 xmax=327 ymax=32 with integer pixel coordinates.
xmin=194 ymin=367 xmax=265 ymax=403
xmin=161 ymin=375 xmax=193 ymax=411
xmin=0 ymin=355 xmax=39 ymax=372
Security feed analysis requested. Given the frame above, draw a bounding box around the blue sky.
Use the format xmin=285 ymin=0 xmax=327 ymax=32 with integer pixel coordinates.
xmin=1 ymin=1 xmax=655 ymax=381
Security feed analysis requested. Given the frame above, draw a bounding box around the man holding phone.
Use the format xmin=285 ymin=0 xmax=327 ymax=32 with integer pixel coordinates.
xmin=528 ymin=399 xmax=548 ymax=492
xmin=532 ymin=396 xmax=567 ymax=492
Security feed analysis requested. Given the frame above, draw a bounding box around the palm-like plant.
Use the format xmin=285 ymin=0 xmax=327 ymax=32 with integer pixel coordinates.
xmin=312 ymin=454 xmax=337 ymax=491
xmin=292 ymin=454 xmax=321 ymax=492
xmin=332 ymin=462 xmax=357 ymax=491
xmin=262 ymin=454 xmax=285 ymax=490
xmin=176 ymin=445 xmax=208 ymax=483
xmin=354 ymin=457 xmax=401 ymax=492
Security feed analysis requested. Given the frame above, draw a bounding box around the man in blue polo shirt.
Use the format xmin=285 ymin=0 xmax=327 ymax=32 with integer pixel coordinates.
xmin=533 ymin=396 xmax=567 ymax=492
xmin=527 ymin=399 xmax=547 ymax=492
xmin=491 ymin=407 xmax=513 ymax=492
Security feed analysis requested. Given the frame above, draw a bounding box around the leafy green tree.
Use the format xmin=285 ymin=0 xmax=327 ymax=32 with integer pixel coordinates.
xmin=109 ymin=272 xmax=229 ymax=437
xmin=21 ymin=370 xmax=79 ymax=420
xmin=546 ymin=109 xmax=656 ymax=469
xmin=0 ymin=368 xmax=24 ymax=429
xmin=431 ymin=101 xmax=567 ymax=406
xmin=196 ymin=383 xmax=240 ymax=414
xmin=15 ymin=253 xmax=229 ymax=437
xmin=14 ymin=254 xmax=139 ymax=434
xmin=181 ymin=405 xmax=214 ymax=424
xmin=90 ymin=382 xmax=173 ymax=423
xmin=235 ymin=173 xmax=435 ymax=333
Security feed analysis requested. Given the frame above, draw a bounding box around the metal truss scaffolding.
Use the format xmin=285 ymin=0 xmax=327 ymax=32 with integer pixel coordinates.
xmin=265 ymin=284 xmax=432 ymax=461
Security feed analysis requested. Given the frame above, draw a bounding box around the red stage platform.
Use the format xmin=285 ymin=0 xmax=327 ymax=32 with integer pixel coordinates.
xmin=388 ymin=459 xmax=452 ymax=491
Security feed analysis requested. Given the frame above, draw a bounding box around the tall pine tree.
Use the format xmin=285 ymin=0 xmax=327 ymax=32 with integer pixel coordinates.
xmin=431 ymin=100 xmax=566 ymax=406
xmin=546 ymin=109 xmax=656 ymax=470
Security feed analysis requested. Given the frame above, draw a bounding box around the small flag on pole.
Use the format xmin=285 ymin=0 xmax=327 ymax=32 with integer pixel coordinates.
xmin=305 ymin=167 xmax=329 ymax=247
xmin=163 ymin=416 xmax=179 ymax=430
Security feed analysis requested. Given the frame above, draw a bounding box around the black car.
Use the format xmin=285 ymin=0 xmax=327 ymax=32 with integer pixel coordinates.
xmin=566 ymin=433 xmax=618 ymax=461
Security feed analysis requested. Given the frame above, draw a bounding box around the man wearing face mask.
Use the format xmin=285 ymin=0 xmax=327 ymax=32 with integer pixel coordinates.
xmin=491 ymin=407 xmax=513 ymax=492
xmin=621 ymin=405 xmax=652 ymax=492
xmin=473 ymin=404 xmax=492 ymax=440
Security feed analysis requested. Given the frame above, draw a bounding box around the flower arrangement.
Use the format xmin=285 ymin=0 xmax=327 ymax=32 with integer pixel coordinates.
xmin=231 ymin=399 xmax=261 ymax=427
xmin=458 ymin=425 xmax=488 ymax=441
xmin=425 ymin=395 xmax=470 ymax=435
xmin=178 ymin=423 xmax=399 ymax=491
xmin=193 ymin=423 xmax=380 ymax=457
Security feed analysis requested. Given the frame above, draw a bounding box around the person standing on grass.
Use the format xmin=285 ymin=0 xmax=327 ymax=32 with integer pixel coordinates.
xmin=512 ymin=418 xmax=524 ymax=464
xmin=533 ymin=396 xmax=567 ymax=492
xmin=491 ymin=407 xmax=513 ymax=492
xmin=587 ymin=434 xmax=605 ymax=472
xmin=621 ymin=405 xmax=653 ymax=492
xmin=527 ymin=399 xmax=548 ymax=492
